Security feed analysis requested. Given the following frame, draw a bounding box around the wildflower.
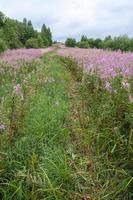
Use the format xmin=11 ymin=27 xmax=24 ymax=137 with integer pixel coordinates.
xmin=0 ymin=124 xmax=5 ymax=130
xmin=14 ymin=84 xmax=22 ymax=95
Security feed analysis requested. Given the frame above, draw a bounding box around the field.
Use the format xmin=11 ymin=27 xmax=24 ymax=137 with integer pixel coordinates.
xmin=0 ymin=47 xmax=133 ymax=200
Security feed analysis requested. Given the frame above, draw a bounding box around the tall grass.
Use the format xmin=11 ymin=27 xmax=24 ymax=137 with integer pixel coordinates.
xmin=60 ymin=56 xmax=133 ymax=199
xmin=80 ymin=73 xmax=133 ymax=199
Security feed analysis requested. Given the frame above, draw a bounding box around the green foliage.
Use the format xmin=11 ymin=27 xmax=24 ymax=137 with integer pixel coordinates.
xmin=65 ymin=38 xmax=76 ymax=47
xmin=93 ymin=38 xmax=104 ymax=48
xmin=73 ymin=34 xmax=133 ymax=51
xmin=47 ymin=27 xmax=52 ymax=46
xmin=81 ymin=35 xmax=88 ymax=42
xmin=25 ymin=38 xmax=39 ymax=48
xmin=0 ymin=11 xmax=5 ymax=27
xmin=41 ymin=24 xmax=52 ymax=47
xmin=0 ymin=11 xmax=52 ymax=49
xmin=43 ymin=37 xmax=49 ymax=47
xmin=37 ymin=35 xmax=44 ymax=48
xmin=77 ymin=41 xmax=89 ymax=48
xmin=0 ymin=38 xmax=7 ymax=53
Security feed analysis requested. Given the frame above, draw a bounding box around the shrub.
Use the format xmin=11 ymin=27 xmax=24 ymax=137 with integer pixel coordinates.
xmin=0 ymin=39 xmax=7 ymax=53
xmin=25 ymin=38 xmax=39 ymax=48
xmin=9 ymin=39 xmax=23 ymax=49
xmin=65 ymin=38 xmax=76 ymax=47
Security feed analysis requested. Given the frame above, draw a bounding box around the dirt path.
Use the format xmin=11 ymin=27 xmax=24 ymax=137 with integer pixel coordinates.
xmin=40 ymin=46 xmax=56 ymax=54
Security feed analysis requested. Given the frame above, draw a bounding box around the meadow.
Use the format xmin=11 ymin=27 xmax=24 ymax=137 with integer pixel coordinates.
xmin=0 ymin=47 xmax=133 ymax=200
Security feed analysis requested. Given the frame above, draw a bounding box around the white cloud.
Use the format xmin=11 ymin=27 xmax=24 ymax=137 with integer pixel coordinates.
xmin=0 ymin=0 xmax=133 ymax=41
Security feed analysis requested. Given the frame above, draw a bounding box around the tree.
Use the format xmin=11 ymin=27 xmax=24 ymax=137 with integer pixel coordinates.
xmin=3 ymin=18 xmax=23 ymax=49
xmin=105 ymin=35 xmax=112 ymax=41
xmin=41 ymin=24 xmax=52 ymax=46
xmin=81 ymin=35 xmax=88 ymax=42
xmin=23 ymin=18 xmax=27 ymax=25
xmin=43 ymin=37 xmax=49 ymax=47
xmin=93 ymin=38 xmax=103 ymax=49
xmin=88 ymin=38 xmax=95 ymax=48
xmin=41 ymin=24 xmax=48 ymax=46
xmin=0 ymin=11 xmax=5 ymax=27
xmin=65 ymin=38 xmax=76 ymax=47
xmin=0 ymin=39 xmax=7 ymax=53
xmin=47 ymin=27 xmax=52 ymax=46
xmin=104 ymin=39 xmax=114 ymax=49
xmin=0 ymin=11 xmax=53 ymax=49
xmin=26 ymin=20 xmax=35 ymax=39
xmin=77 ymin=41 xmax=89 ymax=48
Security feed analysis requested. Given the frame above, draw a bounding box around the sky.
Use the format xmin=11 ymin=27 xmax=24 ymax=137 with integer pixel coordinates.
xmin=0 ymin=0 xmax=133 ymax=41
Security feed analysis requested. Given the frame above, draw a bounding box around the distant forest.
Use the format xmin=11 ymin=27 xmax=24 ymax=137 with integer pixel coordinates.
xmin=65 ymin=35 xmax=133 ymax=52
xmin=0 ymin=11 xmax=52 ymax=52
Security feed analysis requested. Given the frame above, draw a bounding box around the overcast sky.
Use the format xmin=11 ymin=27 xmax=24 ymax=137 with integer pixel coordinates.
xmin=0 ymin=0 xmax=133 ymax=41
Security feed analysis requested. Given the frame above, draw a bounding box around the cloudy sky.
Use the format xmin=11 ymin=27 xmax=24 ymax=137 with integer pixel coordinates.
xmin=0 ymin=0 xmax=133 ymax=41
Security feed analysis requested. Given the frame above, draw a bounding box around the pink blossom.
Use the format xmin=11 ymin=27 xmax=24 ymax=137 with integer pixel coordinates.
xmin=0 ymin=124 xmax=5 ymax=130
xmin=14 ymin=84 xmax=22 ymax=95
xmin=0 ymin=48 xmax=54 ymax=67
xmin=57 ymin=47 xmax=133 ymax=79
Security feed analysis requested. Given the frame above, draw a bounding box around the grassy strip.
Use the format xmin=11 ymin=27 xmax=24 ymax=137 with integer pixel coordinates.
xmin=0 ymin=54 xmax=75 ymax=199
xmin=61 ymin=57 xmax=133 ymax=199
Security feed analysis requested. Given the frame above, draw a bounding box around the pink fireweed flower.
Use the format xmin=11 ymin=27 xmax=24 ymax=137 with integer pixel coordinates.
xmin=14 ymin=84 xmax=22 ymax=95
xmin=0 ymin=48 xmax=54 ymax=66
xmin=0 ymin=124 xmax=5 ymax=130
xmin=105 ymin=81 xmax=112 ymax=93
xmin=57 ymin=47 xmax=133 ymax=79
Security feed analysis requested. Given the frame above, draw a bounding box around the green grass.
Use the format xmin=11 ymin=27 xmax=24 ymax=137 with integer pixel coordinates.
xmin=0 ymin=54 xmax=72 ymax=199
xmin=0 ymin=53 xmax=133 ymax=199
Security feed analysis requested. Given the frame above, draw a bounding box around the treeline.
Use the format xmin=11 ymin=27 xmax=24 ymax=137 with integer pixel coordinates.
xmin=65 ymin=35 xmax=133 ymax=52
xmin=0 ymin=11 xmax=52 ymax=52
